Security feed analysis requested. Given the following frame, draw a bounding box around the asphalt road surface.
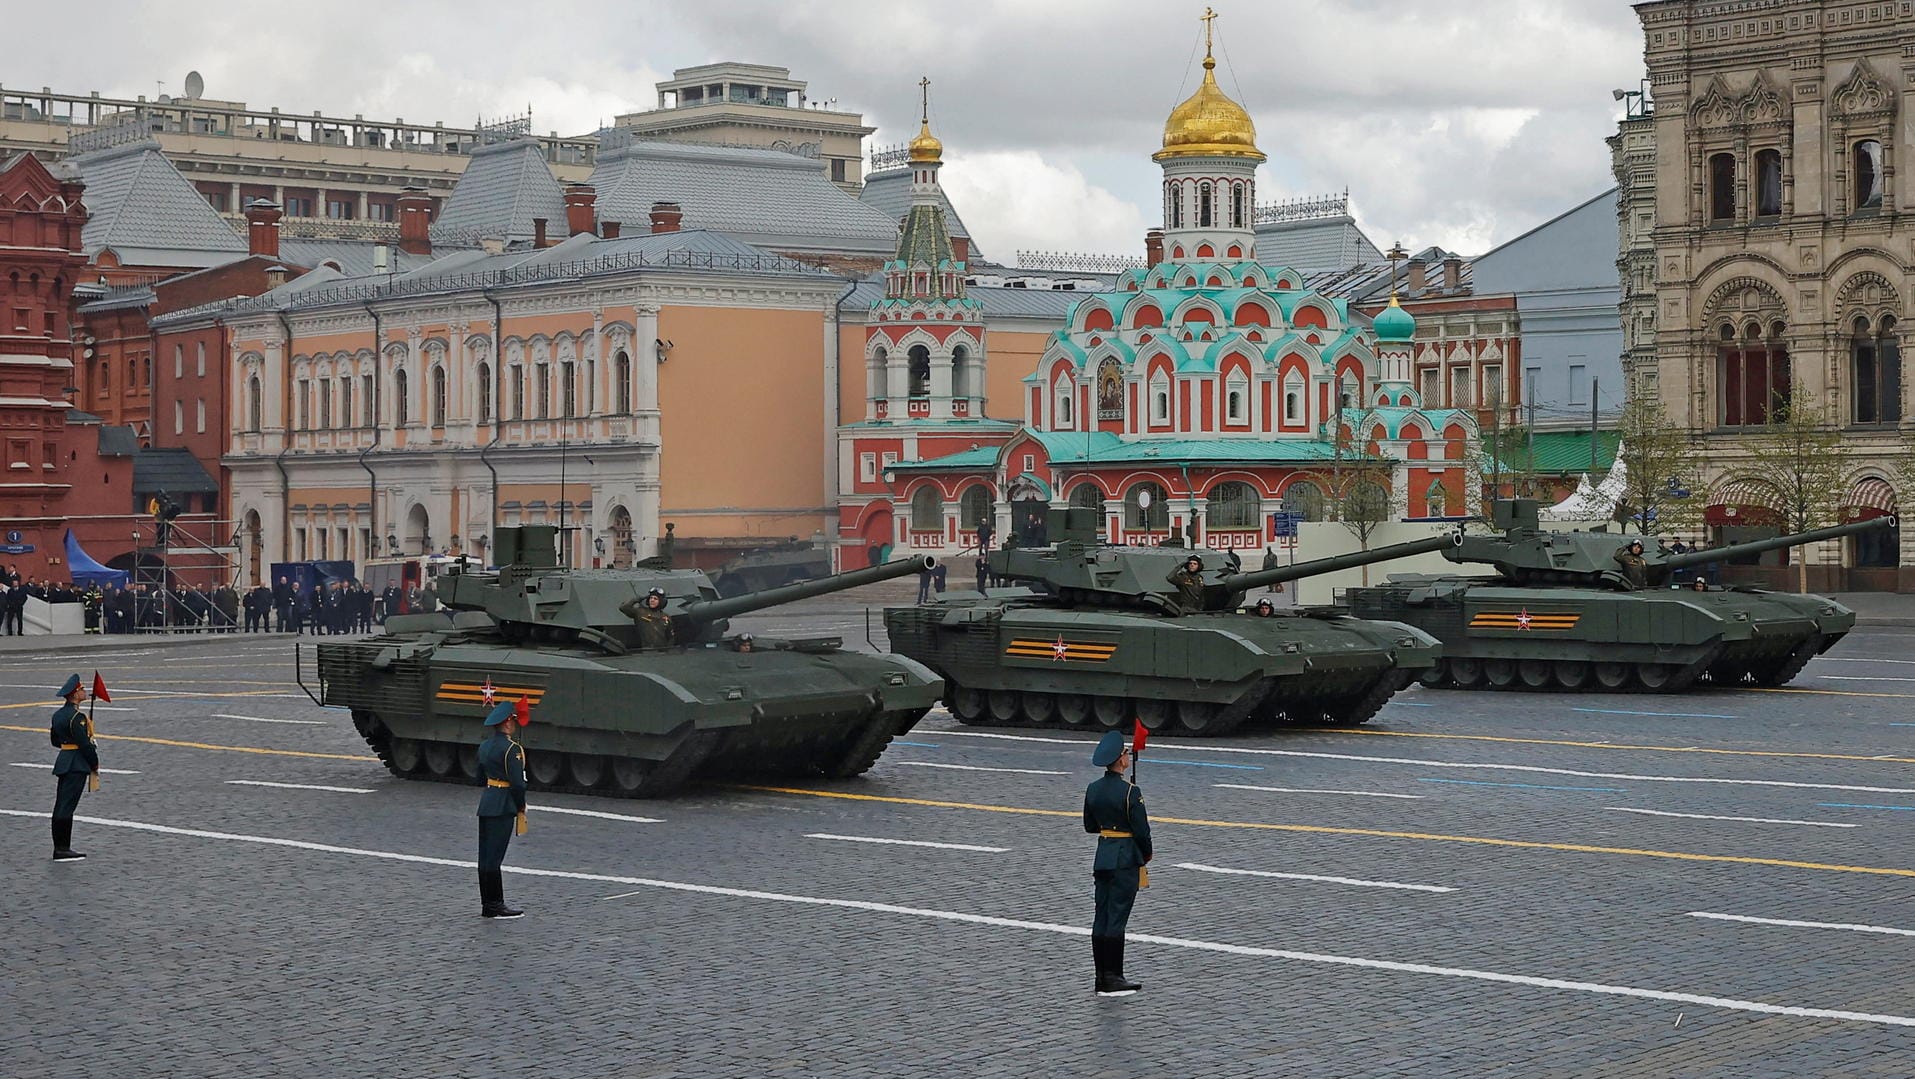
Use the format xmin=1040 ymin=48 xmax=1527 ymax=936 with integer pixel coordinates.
xmin=5 ymin=617 xmax=1914 ymax=1077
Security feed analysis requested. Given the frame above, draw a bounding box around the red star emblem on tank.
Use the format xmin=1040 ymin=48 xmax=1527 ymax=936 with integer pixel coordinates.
xmin=1515 ymin=609 xmax=1533 ymax=630
xmin=1053 ymin=636 xmax=1070 ymax=661
xmin=481 ymin=677 xmax=497 ymax=707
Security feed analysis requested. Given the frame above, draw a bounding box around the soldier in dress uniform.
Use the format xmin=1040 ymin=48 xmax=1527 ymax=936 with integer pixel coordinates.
xmin=619 ymin=587 xmax=676 ymax=650
xmin=1083 ymin=730 xmax=1150 ymax=996
xmin=1166 ymin=555 xmax=1206 ymax=614
xmin=49 ymin=674 xmax=99 ymax=861
xmin=477 ymin=699 xmax=531 ymax=919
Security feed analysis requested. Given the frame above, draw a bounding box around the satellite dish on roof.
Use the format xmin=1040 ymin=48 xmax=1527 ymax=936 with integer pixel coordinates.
xmin=184 ymin=71 xmax=204 ymax=100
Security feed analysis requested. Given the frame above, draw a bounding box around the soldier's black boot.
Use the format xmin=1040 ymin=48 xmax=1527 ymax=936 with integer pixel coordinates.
xmin=481 ymin=871 xmax=522 ymax=919
xmin=479 ymin=868 xmax=497 ymax=915
xmin=1091 ymin=936 xmax=1107 ymax=992
xmin=51 ymin=819 xmax=83 ymax=861
xmin=1103 ymin=937 xmax=1141 ymax=994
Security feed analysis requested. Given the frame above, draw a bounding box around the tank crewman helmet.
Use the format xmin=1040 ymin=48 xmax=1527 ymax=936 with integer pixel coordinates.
xmin=1254 ymin=598 xmax=1274 ymax=613
xmin=1628 ymin=540 xmax=1644 ymax=552
xmin=1184 ymin=556 xmax=1202 ymax=570
xmin=1092 ymin=730 xmax=1127 ymax=768
xmin=56 ymin=673 xmax=82 ymax=699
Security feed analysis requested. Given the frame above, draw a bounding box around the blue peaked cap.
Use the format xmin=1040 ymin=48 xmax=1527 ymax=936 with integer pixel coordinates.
xmin=1092 ymin=730 xmax=1126 ymax=768
xmin=483 ymin=702 xmax=515 ymax=726
xmin=56 ymin=673 xmax=81 ymax=699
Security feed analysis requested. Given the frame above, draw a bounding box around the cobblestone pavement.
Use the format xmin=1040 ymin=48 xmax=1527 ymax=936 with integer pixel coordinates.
xmin=4 ymin=615 xmax=1914 ymax=1077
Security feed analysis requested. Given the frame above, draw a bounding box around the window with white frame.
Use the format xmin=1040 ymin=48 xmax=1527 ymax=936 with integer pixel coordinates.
xmin=1449 ymin=367 xmax=1471 ymax=409
xmin=1225 ymin=373 xmax=1248 ymax=423
xmin=882 ymin=451 xmax=899 ymax=469
xmin=1149 ymin=372 xmax=1171 ymax=423
xmin=1022 ymin=454 xmax=1035 ymax=474
xmin=173 ymin=345 xmax=182 ymax=379
xmin=859 ymin=452 xmax=877 ymax=482
xmin=1419 ymin=367 xmax=1439 ymax=405
xmin=1054 ymin=379 xmax=1074 ymax=428
xmin=195 ymin=343 xmax=205 ymax=377
xmin=173 ymin=400 xmax=183 ymax=434
xmin=195 ymin=398 xmax=205 ymax=433
xmin=1281 ymin=373 xmax=1302 ymax=423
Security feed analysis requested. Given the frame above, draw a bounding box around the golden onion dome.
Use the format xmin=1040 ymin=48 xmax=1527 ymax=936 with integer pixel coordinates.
xmin=1154 ymin=54 xmax=1264 ymax=163
xmin=908 ymin=118 xmax=943 ymax=164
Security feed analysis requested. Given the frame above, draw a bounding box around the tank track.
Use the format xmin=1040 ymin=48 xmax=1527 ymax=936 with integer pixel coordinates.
xmin=1418 ymin=653 xmax=1716 ymax=694
xmin=942 ymin=670 xmax=1409 ymax=737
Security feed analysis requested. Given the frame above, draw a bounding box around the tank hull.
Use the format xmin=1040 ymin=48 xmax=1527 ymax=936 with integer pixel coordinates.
xmin=310 ymin=635 xmax=941 ymax=797
xmin=885 ymin=602 xmax=1439 ymax=735
xmin=1344 ymin=579 xmax=1855 ymax=693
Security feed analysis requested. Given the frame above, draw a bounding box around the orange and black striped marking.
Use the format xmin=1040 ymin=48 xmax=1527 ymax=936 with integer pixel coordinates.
xmin=1469 ymin=610 xmax=1581 ymax=631
xmin=436 ymin=679 xmax=548 ymax=707
xmin=1004 ymin=636 xmax=1118 ymax=663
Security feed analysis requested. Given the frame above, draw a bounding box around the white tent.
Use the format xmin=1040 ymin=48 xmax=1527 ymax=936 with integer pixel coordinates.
xmin=1541 ymin=441 xmax=1628 ymax=522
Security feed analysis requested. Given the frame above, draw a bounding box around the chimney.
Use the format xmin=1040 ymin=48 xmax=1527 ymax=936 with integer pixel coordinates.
xmin=480 ymin=235 xmax=504 ymax=256
xmin=951 ymin=235 xmax=969 ymax=264
xmin=396 ymin=185 xmax=433 ymax=256
xmin=1441 ymin=256 xmax=1463 ymax=292
xmin=649 ymin=200 xmax=682 ymax=234
xmin=533 ymin=217 xmax=548 ymax=248
xmin=244 ymin=199 xmax=283 ymax=258
xmin=1145 ymin=228 xmax=1165 ymax=265
xmin=601 ymin=220 xmax=622 ymax=239
xmin=563 ymin=182 xmax=597 ymax=237
xmin=263 ymin=264 xmax=289 ymax=290
xmin=1406 ymin=259 xmax=1427 ymax=294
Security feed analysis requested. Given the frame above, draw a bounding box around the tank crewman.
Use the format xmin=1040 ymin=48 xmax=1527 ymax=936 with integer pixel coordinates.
xmin=1614 ymin=540 xmax=1648 ymax=591
xmin=1252 ymin=597 xmax=1275 ymax=617
xmin=1084 ymin=730 xmax=1149 ymax=996
xmin=733 ymin=633 xmax=755 ymax=653
xmin=49 ymin=673 xmax=98 ymax=861
xmin=1166 ymin=555 xmax=1206 ymax=613
xmin=618 ymin=587 xmax=676 ymax=650
xmin=477 ymin=699 xmax=531 ymax=919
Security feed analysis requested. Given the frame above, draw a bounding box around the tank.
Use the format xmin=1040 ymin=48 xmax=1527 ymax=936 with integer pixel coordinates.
xmin=300 ymin=525 xmax=943 ymax=798
xmin=1343 ymin=499 xmax=1892 ymax=693
xmin=882 ymin=508 xmax=1455 ymax=737
xmin=709 ymin=537 xmax=833 ymax=597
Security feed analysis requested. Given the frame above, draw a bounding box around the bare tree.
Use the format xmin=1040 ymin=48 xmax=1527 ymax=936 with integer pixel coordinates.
xmin=1613 ymin=394 xmax=1705 ymax=538
xmin=1744 ymin=395 xmax=1847 ymax=592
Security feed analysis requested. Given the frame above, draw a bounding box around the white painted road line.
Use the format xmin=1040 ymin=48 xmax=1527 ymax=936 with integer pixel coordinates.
xmin=1814 ymin=657 xmax=1915 ymax=665
xmin=1216 ymin=783 xmax=1425 ymax=800
xmin=934 ymin=729 xmax=1915 ymax=794
xmin=1688 ymin=912 xmax=1915 ymax=938
xmin=1606 ymin=807 xmax=1858 ymax=829
xmin=211 ymin=713 xmax=327 ymax=726
xmin=3 ymin=809 xmax=1908 ymax=1030
xmin=225 ymin=780 xmax=373 ymax=794
xmin=892 ymin=761 xmax=1069 ymax=776
xmin=8 ymin=763 xmax=140 ymax=775
xmin=534 ymin=806 xmax=662 ymax=823
xmin=1817 ymin=676 xmax=1915 ymax=682
xmin=805 ymin=833 xmax=1008 ymax=853
xmin=1176 ymin=861 xmax=1455 ymax=893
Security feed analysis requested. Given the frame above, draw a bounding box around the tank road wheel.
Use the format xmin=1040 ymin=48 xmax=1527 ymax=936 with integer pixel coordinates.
xmin=1552 ymin=661 xmax=1591 ymax=690
xmin=1592 ymin=662 xmax=1632 ymax=691
xmin=458 ymin=743 xmax=482 ymax=780
xmin=1135 ymin=698 xmax=1173 ymax=732
xmin=1092 ymin=696 xmax=1130 ymax=730
xmin=388 ymin=737 xmax=424 ymax=775
xmin=1517 ymin=659 xmax=1553 ymax=689
xmin=1175 ymin=700 xmax=1222 ymax=734
xmin=1447 ymin=658 xmax=1484 ymax=689
xmin=568 ymin=753 xmax=609 ymax=790
xmin=1416 ymin=663 xmax=1449 ymax=689
xmin=1483 ymin=658 xmax=1518 ymax=688
xmin=948 ymin=686 xmax=988 ymax=725
xmin=1057 ymin=694 xmax=1094 ymax=726
xmin=987 ymin=690 xmax=1022 ymax=724
xmin=1636 ymin=664 xmax=1680 ymax=692
xmin=527 ymin=750 xmax=566 ymax=787
xmin=820 ymin=714 xmax=902 ymax=780
xmin=1319 ymin=678 xmax=1397 ymax=727
xmin=1758 ymin=634 xmax=1823 ymax=687
xmin=422 ymin=741 xmax=457 ymax=777
xmin=1021 ymin=692 xmax=1059 ymax=725
xmin=609 ymin=757 xmax=652 ymax=795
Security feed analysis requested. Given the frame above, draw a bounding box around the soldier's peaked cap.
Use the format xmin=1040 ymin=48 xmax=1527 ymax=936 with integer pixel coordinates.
xmin=56 ymin=673 xmax=81 ymax=699
xmin=483 ymin=701 xmax=515 ymax=726
xmin=1092 ymin=730 xmax=1126 ymax=767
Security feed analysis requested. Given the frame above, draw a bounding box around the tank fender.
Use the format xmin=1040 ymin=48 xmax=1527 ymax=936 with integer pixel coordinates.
xmin=369 ymin=640 xmax=438 ymax=670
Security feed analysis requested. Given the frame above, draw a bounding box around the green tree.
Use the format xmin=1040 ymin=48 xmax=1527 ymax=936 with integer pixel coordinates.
xmin=1326 ymin=414 xmax=1397 ymax=583
xmin=1613 ymin=395 xmax=1705 ymax=538
xmin=1743 ymin=395 xmax=1847 ymax=592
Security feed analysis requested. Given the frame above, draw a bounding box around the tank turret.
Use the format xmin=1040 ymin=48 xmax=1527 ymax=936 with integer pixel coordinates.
xmin=1448 ymin=499 xmax=1891 ymax=589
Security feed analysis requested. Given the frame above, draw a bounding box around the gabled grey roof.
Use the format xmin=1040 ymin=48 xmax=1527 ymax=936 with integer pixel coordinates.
xmin=859 ymin=166 xmax=981 ymax=258
xmin=65 ymin=139 xmax=245 ymax=267
xmin=843 ymin=279 xmax=1082 ymax=321
xmin=1254 ymin=214 xmax=1383 ymax=273
xmin=132 ymin=447 xmax=218 ymax=494
xmin=588 ymin=140 xmax=900 ymax=255
xmin=1307 ymin=246 xmax=1470 ymax=305
xmin=430 ymin=139 xmax=569 ymax=246
xmin=279 ymin=238 xmax=444 ymax=278
xmin=97 ymin=425 xmax=139 ymax=457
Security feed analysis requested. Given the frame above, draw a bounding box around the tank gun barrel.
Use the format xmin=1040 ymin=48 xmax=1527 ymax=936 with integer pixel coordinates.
xmin=680 ymin=556 xmax=936 ymax=623
xmin=1220 ymin=532 xmax=1460 ymax=592
xmin=1661 ymin=516 xmax=1892 ymax=570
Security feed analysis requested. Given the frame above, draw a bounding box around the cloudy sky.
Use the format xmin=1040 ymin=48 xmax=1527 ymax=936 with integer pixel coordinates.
xmin=7 ymin=0 xmax=1647 ymax=260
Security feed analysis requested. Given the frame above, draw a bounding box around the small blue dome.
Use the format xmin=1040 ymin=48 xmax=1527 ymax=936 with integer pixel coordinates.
xmin=1372 ymin=299 xmax=1416 ymax=342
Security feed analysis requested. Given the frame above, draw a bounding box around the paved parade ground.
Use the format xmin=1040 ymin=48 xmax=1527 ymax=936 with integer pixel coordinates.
xmin=7 ymin=608 xmax=1915 ymax=1077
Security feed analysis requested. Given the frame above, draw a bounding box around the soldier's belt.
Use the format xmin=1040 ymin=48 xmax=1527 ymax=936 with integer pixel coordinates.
xmin=1098 ymin=829 xmax=1133 ymax=838
xmin=56 ymin=743 xmax=78 ymax=750
xmin=485 ymin=778 xmax=513 ymax=788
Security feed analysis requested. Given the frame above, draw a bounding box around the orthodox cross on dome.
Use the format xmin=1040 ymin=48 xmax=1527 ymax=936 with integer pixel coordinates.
xmin=920 ymin=76 xmax=931 ymax=124
xmin=1385 ymin=241 xmax=1408 ymax=304
xmin=1201 ymin=6 xmax=1217 ymax=54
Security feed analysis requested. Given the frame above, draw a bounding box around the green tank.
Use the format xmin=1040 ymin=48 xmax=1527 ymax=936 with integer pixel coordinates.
xmin=882 ymin=508 xmax=1454 ymax=736
xmin=1343 ymin=499 xmax=1892 ymax=693
xmin=301 ymin=526 xmax=943 ymax=797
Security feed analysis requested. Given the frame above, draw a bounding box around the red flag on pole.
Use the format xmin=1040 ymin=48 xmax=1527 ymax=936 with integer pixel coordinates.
xmin=1131 ymin=718 xmax=1148 ymax=757
xmin=514 ymin=697 xmax=531 ymax=726
xmin=90 ymin=671 xmax=111 ymax=703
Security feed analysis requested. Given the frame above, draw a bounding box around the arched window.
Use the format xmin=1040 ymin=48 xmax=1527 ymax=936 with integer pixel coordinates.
xmin=173 ymin=399 xmax=183 ymax=435
xmin=1054 ymin=378 xmax=1074 ymax=428
xmin=908 ymin=345 xmax=931 ymax=397
xmin=959 ymin=485 xmax=992 ymax=529
xmin=535 ymin=364 xmax=550 ymax=418
xmin=1717 ymin=319 xmax=1790 ymax=426
xmin=560 ymin=361 xmax=576 ymax=419
xmin=1754 ymin=149 xmax=1782 ymax=217
xmin=910 ymin=486 xmax=943 ymax=531
xmin=1709 ymin=152 xmax=1736 ymax=221
xmin=1230 ymin=182 xmax=1245 ymax=228
xmin=340 ymin=377 xmax=353 ymax=427
xmin=172 ymin=344 xmax=183 ymax=379
xmin=393 ymin=368 xmax=409 ymax=425
xmin=614 ymin=350 xmax=632 ymax=413
xmin=869 ymin=347 xmax=887 ymax=400
xmin=362 ymin=374 xmax=374 ymax=425
xmin=952 ymin=345 xmax=971 ymax=400
xmin=510 ymin=365 xmax=525 ymax=420
xmin=1124 ymin=481 xmax=1169 ymax=530
xmin=1855 ymin=139 xmax=1884 ymax=211
xmin=1149 ymin=371 xmax=1171 ymax=424
xmin=476 ymin=362 xmax=493 ymax=422
xmin=195 ymin=342 xmax=206 ymax=377
xmin=1852 ymin=314 xmax=1902 ymax=425
xmin=431 ymin=365 xmax=447 ymax=427
xmin=1225 ymin=372 xmax=1249 ymax=424
xmin=293 ymin=378 xmax=308 ymax=429
xmin=1168 ymin=182 xmax=1183 ymax=229
xmin=1069 ymin=482 xmax=1106 ymax=518
xmin=1208 ymin=481 xmax=1259 ymax=528
xmin=317 ymin=379 xmax=331 ymax=428
xmin=1425 ymin=480 xmax=1450 ymax=517
xmin=1282 ymin=479 xmax=1325 ymax=522
xmin=1198 ymin=181 xmax=1213 ymax=228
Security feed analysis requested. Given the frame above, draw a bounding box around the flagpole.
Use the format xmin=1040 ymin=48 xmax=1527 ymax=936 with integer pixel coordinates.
xmin=86 ymin=670 xmax=102 ymax=792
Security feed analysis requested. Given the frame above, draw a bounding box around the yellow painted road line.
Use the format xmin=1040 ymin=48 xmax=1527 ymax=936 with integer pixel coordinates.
xmin=741 ymin=785 xmax=1915 ymax=880
xmin=0 ymin=724 xmax=375 ymax=763
xmin=1327 ymin=728 xmax=1915 ymax=766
